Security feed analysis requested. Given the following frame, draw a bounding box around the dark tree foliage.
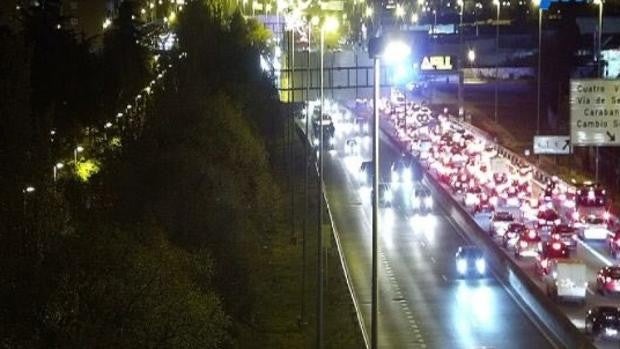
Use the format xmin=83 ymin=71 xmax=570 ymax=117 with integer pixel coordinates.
xmin=101 ymin=0 xmax=150 ymax=116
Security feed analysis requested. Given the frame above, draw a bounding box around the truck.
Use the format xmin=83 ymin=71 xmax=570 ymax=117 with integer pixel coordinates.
xmin=545 ymin=259 xmax=587 ymax=303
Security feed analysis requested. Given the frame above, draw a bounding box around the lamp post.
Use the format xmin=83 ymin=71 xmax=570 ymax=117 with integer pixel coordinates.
xmin=457 ymin=0 xmax=464 ymax=117
xmin=493 ymin=0 xmax=500 ymax=124
xmin=594 ymin=0 xmax=604 ymax=182
xmin=53 ymin=162 xmax=64 ymax=182
xmin=317 ymin=17 xmax=338 ymax=349
xmin=533 ymin=0 xmax=542 ymax=136
xmin=74 ymin=145 xmax=84 ymax=163
xmin=369 ymin=38 xmax=411 ymax=349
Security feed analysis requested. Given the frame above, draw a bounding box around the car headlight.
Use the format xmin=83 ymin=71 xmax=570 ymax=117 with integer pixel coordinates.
xmin=475 ymin=259 xmax=486 ymax=274
xmin=412 ymin=197 xmax=420 ymax=208
xmin=403 ymin=168 xmax=412 ymax=182
xmin=424 ymin=197 xmax=433 ymax=208
xmin=391 ymin=171 xmax=399 ymax=183
xmin=457 ymin=259 xmax=467 ymax=274
xmin=384 ymin=190 xmax=393 ymax=202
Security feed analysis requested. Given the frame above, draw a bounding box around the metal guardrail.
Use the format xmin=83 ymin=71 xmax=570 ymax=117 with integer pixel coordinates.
xmin=452 ymin=118 xmax=573 ymax=192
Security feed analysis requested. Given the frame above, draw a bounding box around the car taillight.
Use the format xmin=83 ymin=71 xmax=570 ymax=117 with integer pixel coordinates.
xmin=520 ymin=241 xmax=528 ymax=248
xmin=606 ymin=277 xmax=612 ymax=283
xmin=552 ymin=242 xmax=562 ymax=250
xmin=528 ymin=231 xmax=537 ymax=239
xmin=541 ymin=259 xmax=548 ymax=268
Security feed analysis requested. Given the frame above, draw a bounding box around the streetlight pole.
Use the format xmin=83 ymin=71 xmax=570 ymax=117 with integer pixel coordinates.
xmin=301 ymin=19 xmax=311 ymax=329
xmin=494 ymin=0 xmax=500 ymax=124
xmin=371 ymin=55 xmax=380 ymax=349
xmin=458 ymin=0 xmax=464 ymax=117
xmin=536 ymin=3 xmax=542 ymax=136
xmin=595 ymin=0 xmax=604 ymax=182
xmin=317 ymin=22 xmax=325 ymax=349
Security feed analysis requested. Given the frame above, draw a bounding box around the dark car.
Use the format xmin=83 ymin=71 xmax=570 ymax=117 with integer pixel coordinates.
xmin=551 ymin=224 xmax=578 ymax=249
xmin=535 ymin=240 xmax=570 ymax=276
xmin=596 ymin=266 xmax=620 ymax=295
xmin=372 ymin=183 xmax=393 ymax=208
xmin=411 ymin=186 xmax=433 ymax=214
xmin=515 ymin=229 xmax=542 ymax=258
xmin=358 ymin=161 xmax=374 ymax=186
xmin=502 ymin=223 xmax=527 ymax=249
xmin=585 ymin=306 xmax=620 ymax=340
xmin=455 ymin=245 xmax=486 ymax=278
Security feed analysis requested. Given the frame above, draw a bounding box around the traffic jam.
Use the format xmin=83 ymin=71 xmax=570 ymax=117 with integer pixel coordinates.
xmin=304 ymin=89 xmax=620 ymax=343
xmin=375 ymin=89 xmax=620 ymax=342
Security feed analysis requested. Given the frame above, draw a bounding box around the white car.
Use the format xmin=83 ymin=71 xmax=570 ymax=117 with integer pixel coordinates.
xmin=577 ymin=215 xmax=611 ymax=240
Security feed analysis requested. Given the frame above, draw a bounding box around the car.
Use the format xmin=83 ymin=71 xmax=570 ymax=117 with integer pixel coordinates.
xmin=390 ymin=156 xmax=414 ymax=186
xmin=354 ymin=116 xmax=369 ymax=135
xmin=502 ymin=223 xmax=527 ymax=249
xmin=455 ymin=245 xmax=486 ymax=278
xmin=577 ymin=215 xmax=611 ymax=240
xmin=490 ymin=211 xmax=514 ymax=237
xmin=535 ymin=240 xmax=570 ymax=276
xmin=358 ymin=161 xmax=374 ymax=186
xmin=411 ymin=186 xmax=433 ymax=214
xmin=550 ymin=224 xmax=578 ymax=249
xmin=474 ymin=193 xmax=495 ymax=214
xmin=373 ymin=183 xmax=393 ymax=207
xmin=536 ymin=209 xmax=562 ymax=234
xmin=585 ymin=306 xmax=620 ymax=340
xmin=596 ymin=266 xmax=620 ymax=295
xmin=345 ymin=138 xmax=360 ymax=156
xmin=515 ymin=229 xmax=542 ymax=258
xmin=609 ymin=231 xmax=620 ymax=259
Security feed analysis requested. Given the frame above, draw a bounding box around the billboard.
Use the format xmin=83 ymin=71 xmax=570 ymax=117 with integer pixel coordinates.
xmin=570 ymin=79 xmax=620 ymax=146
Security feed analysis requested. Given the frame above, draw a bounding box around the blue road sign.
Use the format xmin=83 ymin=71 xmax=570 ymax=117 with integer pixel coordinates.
xmin=540 ymin=0 xmax=588 ymax=11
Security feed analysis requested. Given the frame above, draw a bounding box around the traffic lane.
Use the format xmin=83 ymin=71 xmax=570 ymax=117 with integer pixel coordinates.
xmin=374 ymin=151 xmax=556 ymax=349
xmin=323 ymin=138 xmax=420 ymax=348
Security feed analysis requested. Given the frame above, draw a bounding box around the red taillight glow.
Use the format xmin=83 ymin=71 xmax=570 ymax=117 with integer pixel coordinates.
xmin=520 ymin=241 xmax=528 ymax=248
xmin=528 ymin=231 xmax=537 ymax=239
xmin=552 ymin=242 xmax=562 ymax=250
xmin=606 ymin=277 xmax=612 ymax=283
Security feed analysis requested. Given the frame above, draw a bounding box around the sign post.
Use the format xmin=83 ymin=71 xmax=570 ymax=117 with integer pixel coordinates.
xmin=533 ymin=135 xmax=571 ymax=154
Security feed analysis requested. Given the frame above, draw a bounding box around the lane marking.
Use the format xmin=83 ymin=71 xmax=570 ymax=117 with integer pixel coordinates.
xmin=576 ymin=239 xmax=613 ymax=267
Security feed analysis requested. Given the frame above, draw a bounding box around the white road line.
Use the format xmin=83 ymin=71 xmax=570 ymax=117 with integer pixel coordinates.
xmin=576 ymin=239 xmax=614 ymax=267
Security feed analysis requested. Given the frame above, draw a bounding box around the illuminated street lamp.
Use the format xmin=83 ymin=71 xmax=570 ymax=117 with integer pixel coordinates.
xmin=395 ymin=4 xmax=405 ymax=20
xmin=468 ymin=48 xmax=476 ymax=64
xmin=53 ymin=162 xmax=64 ymax=182
xmin=368 ymin=36 xmax=411 ymax=349
xmin=74 ymin=145 xmax=84 ymax=163
xmin=102 ymin=18 xmax=112 ymax=30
